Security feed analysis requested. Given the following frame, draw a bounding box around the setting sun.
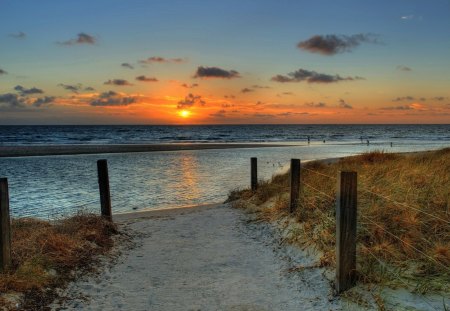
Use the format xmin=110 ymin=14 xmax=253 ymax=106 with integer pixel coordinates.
xmin=179 ymin=110 xmax=190 ymax=118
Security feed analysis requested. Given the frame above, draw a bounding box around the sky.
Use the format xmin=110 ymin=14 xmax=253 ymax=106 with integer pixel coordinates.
xmin=0 ymin=0 xmax=449 ymax=125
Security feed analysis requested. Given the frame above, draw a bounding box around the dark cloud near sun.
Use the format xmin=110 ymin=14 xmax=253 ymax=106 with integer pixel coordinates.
xmin=241 ymin=88 xmax=253 ymax=93
xmin=252 ymin=85 xmax=271 ymax=89
xmin=32 ymin=96 xmax=55 ymax=107
xmin=381 ymin=105 xmax=413 ymax=110
xmin=135 ymin=75 xmax=158 ymax=82
xmin=194 ymin=66 xmax=240 ymax=79
xmin=271 ymin=68 xmax=364 ymax=84
xmin=9 ymin=31 xmax=26 ymax=39
xmin=14 ymin=85 xmax=44 ymax=96
xmin=58 ymin=33 xmax=96 ymax=45
xmin=392 ymin=96 xmax=416 ymax=102
xmin=297 ymin=33 xmax=380 ymax=55
xmin=139 ymin=57 xmax=186 ymax=64
xmin=121 ymin=63 xmax=134 ymax=69
xmin=432 ymin=96 xmax=447 ymax=101
xmin=90 ymin=91 xmax=138 ymax=107
xmin=305 ymin=102 xmax=327 ymax=108
xmin=104 ymin=79 xmax=133 ymax=86
xmin=177 ymin=93 xmax=205 ymax=109
xmin=181 ymin=83 xmax=198 ymax=88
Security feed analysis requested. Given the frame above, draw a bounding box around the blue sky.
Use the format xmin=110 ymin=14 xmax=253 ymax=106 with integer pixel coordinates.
xmin=0 ymin=0 xmax=449 ymax=124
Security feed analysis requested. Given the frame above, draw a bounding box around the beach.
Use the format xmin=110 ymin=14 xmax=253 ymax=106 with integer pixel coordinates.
xmin=0 ymin=143 xmax=288 ymax=158
xmin=50 ymin=203 xmax=341 ymax=310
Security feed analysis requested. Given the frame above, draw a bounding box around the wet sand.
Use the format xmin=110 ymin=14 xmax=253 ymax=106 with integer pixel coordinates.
xmin=0 ymin=143 xmax=289 ymax=157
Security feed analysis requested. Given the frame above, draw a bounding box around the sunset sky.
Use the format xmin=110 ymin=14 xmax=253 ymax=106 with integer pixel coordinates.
xmin=1 ymin=0 xmax=449 ymax=124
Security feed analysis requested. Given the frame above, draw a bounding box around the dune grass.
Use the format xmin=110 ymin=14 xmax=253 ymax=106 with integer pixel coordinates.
xmin=229 ymin=148 xmax=450 ymax=294
xmin=0 ymin=213 xmax=118 ymax=309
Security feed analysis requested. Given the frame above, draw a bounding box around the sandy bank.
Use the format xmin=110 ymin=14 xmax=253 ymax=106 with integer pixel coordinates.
xmin=50 ymin=204 xmax=341 ymax=310
xmin=0 ymin=143 xmax=290 ymax=157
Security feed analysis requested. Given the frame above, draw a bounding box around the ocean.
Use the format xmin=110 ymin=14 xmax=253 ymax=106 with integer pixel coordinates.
xmin=0 ymin=124 xmax=449 ymax=218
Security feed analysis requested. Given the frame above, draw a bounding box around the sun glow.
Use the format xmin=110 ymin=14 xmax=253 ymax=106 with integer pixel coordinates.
xmin=179 ymin=110 xmax=190 ymax=118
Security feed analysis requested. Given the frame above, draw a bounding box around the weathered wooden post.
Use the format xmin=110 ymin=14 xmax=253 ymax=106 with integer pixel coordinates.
xmin=251 ymin=157 xmax=257 ymax=191
xmin=336 ymin=171 xmax=357 ymax=293
xmin=289 ymin=159 xmax=301 ymax=213
xmin=97 ymin=160 xmax=112 ymax=221
xmin=0 ymin=178 xmax=12 ymax=272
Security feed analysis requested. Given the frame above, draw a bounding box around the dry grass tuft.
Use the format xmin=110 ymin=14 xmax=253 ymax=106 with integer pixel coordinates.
xmin=0 ymin=213 xmax=118 ymax=309
xmin=228 ymin=148 xmax=450 ymax=293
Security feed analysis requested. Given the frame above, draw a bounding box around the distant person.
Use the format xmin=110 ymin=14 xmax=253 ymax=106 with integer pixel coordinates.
xmin=307 ymin=136 xmax=310 ymax=144
xmin=323 ymin=139 xmax=326 ymax=143
xmin=390 ymin=142 xmax=393 ymax=147
xmin=366 ymin=140 xmax=370 ymax=146
xmin=360 ymin=136 xmax=363 ymax=143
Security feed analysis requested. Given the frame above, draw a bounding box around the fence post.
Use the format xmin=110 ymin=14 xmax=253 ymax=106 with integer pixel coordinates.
xmin=0 ymin=178 xmax=12 ymax=272
xmin=251 ymin=157 xmax=258 ymax=191
xmin=336 ymin=171 xmax=357 ymax=293
xmin=97 ymin=160 xmax=112 ymax=221
xmin=289 ymin=159 xmax=301 ymax=213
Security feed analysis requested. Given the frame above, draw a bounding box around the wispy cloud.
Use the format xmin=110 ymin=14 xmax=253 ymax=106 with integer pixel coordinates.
xmin=432 ymin=96 xmax=447 ymax=101
xmin=139 ymin=56 xmax=186 ymax=64
xmin=252 ymin=85 xmax=271 ymax=89
xmin=181 ymin=83 xmax=198 ymax=88
xmin=305 ymin=102 xmax=327 ymax=108
xmin=58 ymin=33 xmax=96 ymax=45
xmin=177 ymin=93 xmax=205 ymax=109
xmin=241 ymin=88 xmax=253 ymax=93
xmin=401 ymin=15 xmax=414 ymax=20
xmin=14 ymin=85 xmax=44 ymax=96
xmin=0 ymin=68 xmax=7 ymax=75
xmin=392 ymin=96 xmax=417 ymax=102
xmin=338 ymin=99 xmax=353 ymax=109
xmin=136 ymin=75 xmax=158 ymax=82
xmin=396 ymin=65 xmax=412 ymax=72
xmin=381 ymin=105 xmax=413 ymax=110
xmin=104 ymin=79 xmax=133 ymax=86
xmin=297 ymin=33 xmax=380 ymax=55
xmin=271 ymin=68 xmax=364 ymax=84
xmin=121 ymin=63 xmax=134 ymax=69
xmin=90 ymin=91 xmax=138 ymax=107
xmin=8 ymin=31 xmax=26 ymax=39
xmin=194 ymin=66 xmax=240 ymax=79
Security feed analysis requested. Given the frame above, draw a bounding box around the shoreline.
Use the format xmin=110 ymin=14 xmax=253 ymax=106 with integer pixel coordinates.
xmin=0 ymin=143 xmax=291 ymax=158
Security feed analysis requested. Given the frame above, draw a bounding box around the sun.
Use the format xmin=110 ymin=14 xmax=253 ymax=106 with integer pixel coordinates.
xmin=179 ymin=110 xmax=190 ymax=118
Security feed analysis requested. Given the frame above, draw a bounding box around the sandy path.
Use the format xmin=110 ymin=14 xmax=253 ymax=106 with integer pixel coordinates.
xmin=51 ymin=204 xmax=342 ymax=310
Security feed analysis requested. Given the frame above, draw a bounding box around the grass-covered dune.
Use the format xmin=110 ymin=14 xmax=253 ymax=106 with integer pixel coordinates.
xmin=0 ymin=214 xmax=118 ymax=310
xmin=228 ymin=148 xmax=450 ymax=296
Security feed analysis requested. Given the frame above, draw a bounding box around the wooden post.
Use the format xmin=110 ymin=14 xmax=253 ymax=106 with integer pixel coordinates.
xmin=251 ymin=157 xmax=257 ymax=191
xmin=97 ymin=160 xmax=112 ymax=221
xmin=289 ymin=159 xmax=301 ymax=213
xmin=336 ymin=171 xmax=357 ymax=293
xmin=0 ymin=178 xmax=12 ymax=272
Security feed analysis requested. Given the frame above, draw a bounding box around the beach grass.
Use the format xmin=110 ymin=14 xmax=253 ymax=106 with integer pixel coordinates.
xmin=228 ymin=148 xmax=450 ymax=294
xmin=0 ymin=213 xmax=118 ymax=309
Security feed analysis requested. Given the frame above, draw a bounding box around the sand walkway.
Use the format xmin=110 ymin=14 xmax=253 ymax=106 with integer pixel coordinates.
xmin=51 ymin=204 xmax=342 ymax=310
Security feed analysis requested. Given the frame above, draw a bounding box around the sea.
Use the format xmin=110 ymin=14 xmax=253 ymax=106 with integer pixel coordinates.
xmin=0 ymin=124 xmax=449 ymax=219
